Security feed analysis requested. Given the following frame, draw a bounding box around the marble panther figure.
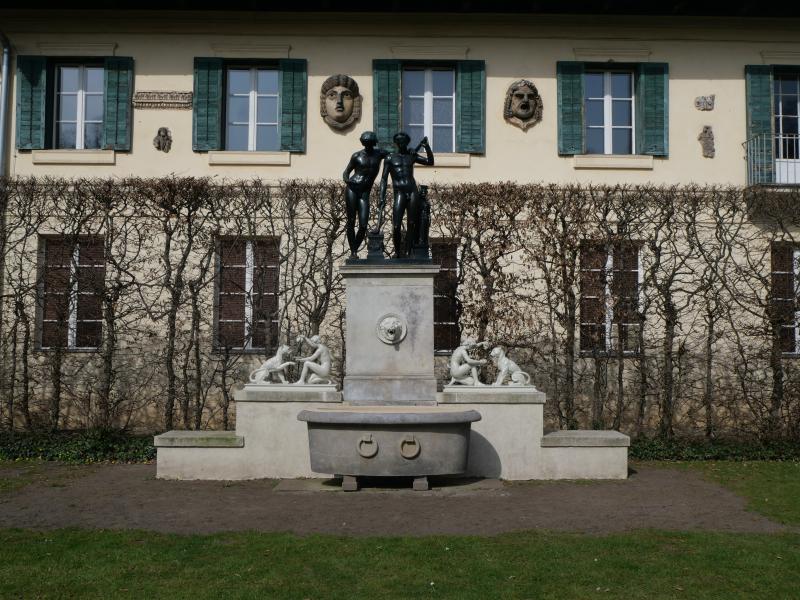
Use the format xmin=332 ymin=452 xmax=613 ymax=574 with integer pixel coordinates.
xmin=249 ymin=345 xmax=293 ymax=384
xmin=490 ymin=346 xmax=532 ymax=387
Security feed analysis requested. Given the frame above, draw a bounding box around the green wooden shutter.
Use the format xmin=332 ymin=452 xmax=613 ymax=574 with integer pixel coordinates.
xmin=456 ymin=60 xmax=486 ymax=154
xmin=557 ymin=61 xmax=584 ymax=155
xmin=635 ymin=63 xmax=669 ymax=156
xmin=102 ymin=56 xmax=133 ymax=151
xmin=192 ymin=57 xmax=223 ymax=151
xmin=372 ymin=59 xmax=401 ymax=151
xmin=745 ymin=65 xmax=774 ymax=184
xmin=15 ymin=56 xmax=48 ymax=150
xmin=279 ymin=58 xmax=307 ymax=153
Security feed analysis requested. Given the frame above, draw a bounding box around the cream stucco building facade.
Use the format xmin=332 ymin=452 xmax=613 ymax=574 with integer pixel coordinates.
xmin=2 ymin=9 xmax=799 ymax=185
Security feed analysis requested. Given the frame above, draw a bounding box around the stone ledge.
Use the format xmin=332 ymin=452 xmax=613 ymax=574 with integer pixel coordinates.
xmin=154 ymin=430 xmax=244 ymax=448
xmin=438 ymin=386 xmax=546 ymax=404
xmin=419 ymin=153 xmax=471 ymax=168
xmin=233 ymin=384 xmax=342 ymax=403
xmin=541 ymin=430 xmax=630 ymax=448
xmin=32 ymin=149 xmax=116 ymax=165
xmin=207 ymin=151 xmax=291 ymax=166
xmin=572 ymin=154 xmax=654 ymax=170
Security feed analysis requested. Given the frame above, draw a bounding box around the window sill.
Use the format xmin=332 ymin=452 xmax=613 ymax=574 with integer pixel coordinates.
xmin=207 ymin=151 xmax=291 ymax=166
xmin=572 ymin=154 xmax=654 ymax=170
xmin=31 ymin=149 xmax=116 ymax=165
xmin=420 ymin=153 xmax=471 ymax=168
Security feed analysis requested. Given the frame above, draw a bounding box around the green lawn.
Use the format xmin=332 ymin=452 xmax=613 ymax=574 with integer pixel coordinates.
xmin=2 ymin=460 xmax=799 ymax=598
xmin=0 ymin=528 xmax=797 ymax=599
xmin=671 ymin=461 xmax=800 ymax=525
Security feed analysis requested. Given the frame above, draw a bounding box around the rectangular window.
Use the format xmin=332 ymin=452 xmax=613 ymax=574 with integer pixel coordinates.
xmin=431 ymin=239 xmax=459 ymax=353
xmin=225 ymin=67 xmax=280 ymax=152
xmin=774 ymin=72 xmax=799 ymax=160
xmin=55 ymin=64 xmax=104 ymax=150
xmin=580 ymin=241 xmax=640 ymax=354
xmin=402 ymin=67 xmax=455 ymax=153
xmin=584 ymin=71 xmax=634 ymax=155
xmin=217 ymin=238 xmax=279 ymax=351
xmin=771 ymin=243 xmax=800 ymax=354
xmin=40 ymin=237 xmax=104 ymax=350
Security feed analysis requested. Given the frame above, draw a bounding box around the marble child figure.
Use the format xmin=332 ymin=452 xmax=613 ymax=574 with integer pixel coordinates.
xmin=294 ymin=334 xmax=333 ymax=385
xmin=448 ymin=338 xmax=489 ymax=386
xmin=342 ymin=131 xmax=386 ymax=257
xmin=378 ymin=132 xmax=434 ymax=258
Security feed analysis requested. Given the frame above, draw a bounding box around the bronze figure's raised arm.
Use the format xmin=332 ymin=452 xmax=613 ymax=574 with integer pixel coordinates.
xmin=378 ymin=132 xmax=434 ymax=258
xmin=342 ymin=131 xmax=386 ymax=258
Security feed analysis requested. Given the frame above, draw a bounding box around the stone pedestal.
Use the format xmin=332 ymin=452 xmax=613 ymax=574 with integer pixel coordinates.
xmin=340 ymin=262 xmax=440 ymax=405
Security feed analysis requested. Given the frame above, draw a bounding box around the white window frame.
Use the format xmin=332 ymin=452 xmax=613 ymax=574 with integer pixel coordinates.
xmin=777 ymin=247 xmax=800 ymax=354
xmin=432 ymin=239 xmax=460 ymax=354
xmin=225 ymin=67 xmax=280 ymax=152
xmin=585 ymin=70 xmax=635 ymax=156
xmin=774 ymin=72 xmax=800 ymax=161
xmin=54 ymin=64 xmax=105 ymax=150
xmin=41 ymin=239 xmax=103 ymax=350
xmin=217 ymin=238 xmax=279 ymax=352
xmin=403 ymin=67 xmax=456 ymax=153
xmin=581 ymin=243 xmax=642 ymax=355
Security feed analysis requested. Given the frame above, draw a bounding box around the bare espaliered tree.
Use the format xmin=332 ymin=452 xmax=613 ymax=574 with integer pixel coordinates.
xmin=1 ymin=179 xmax=800 ymax=440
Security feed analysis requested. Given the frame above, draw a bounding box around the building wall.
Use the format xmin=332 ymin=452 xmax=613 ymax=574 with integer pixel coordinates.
xmin=2 ymin=10 xmax=800 ymax=185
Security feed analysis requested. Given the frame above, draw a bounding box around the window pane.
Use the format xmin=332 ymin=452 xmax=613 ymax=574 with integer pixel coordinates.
xmin=228 ymin=69 xmax=250 ymax=95
xmin=612 ymin=128 xmax=632 ymax=154
xmin=59 ymin=67 xmax=80 ymax=93
xmin=402 ymin=69 xmax=424 ymax=96
xmin=432 ymin=126 xmax=453 ymax=153
xmin=585 ymin=72 xmax=604 ymax=98
xmin=85 ymin=68 xmax=104 ymax=93
xmin=585 ymin=99 xmax=604 ymax=126
xmin=781 ymin=77 xmax=799 ymax=95
xmin=781 ymin=97 xmax=798 ymax=117
xmin=58 ymin=94 xmax=78 ymax=121
xmin=612 ymin=100 xmax=632 ymax=126
xmin=432 ymin=69 xmax=454 ymax=96
xmin=257 ymin=96 xmax=278 ymax=123
xmin=611 ymin=73 xmax=632 ymax=98
xmin=257 ymin=69 xmax=279 ymax=94
xmin=84 ymin=123 xmax=103 ymax=149
xmin=85 ymin=94 xmax=104 ymax=122
xmin=227 ymin=96 xmax=249 ymax=123
xmin=57 ymin=123 xmax=77 ymax=149
xmin=406 ymin=125 xmax=424 ymax=149
xmin=403 ymin=97 xmax=424 ymax=125
xmin=226 ymin=124 xmax=248 ymax=151
xmin=782 ymin=117 xmax=798 ymax=135
xmin=433 ymin=98 xmax=453 ymax=125
xmin=586 ymin=128 xmax=604 ymax=154
xmin=256 ymin=125 xmax=279 ymax=151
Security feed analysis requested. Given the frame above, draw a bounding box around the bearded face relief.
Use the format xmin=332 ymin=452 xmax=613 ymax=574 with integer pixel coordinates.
xmin=320 ymin=74 xmax=362 ymax=130
xmin=504 ymin=79 xmax=543 ymax=131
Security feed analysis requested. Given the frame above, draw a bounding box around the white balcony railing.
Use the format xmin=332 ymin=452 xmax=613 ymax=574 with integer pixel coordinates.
xmin=745 ymin=133 xmax=800 ymax=186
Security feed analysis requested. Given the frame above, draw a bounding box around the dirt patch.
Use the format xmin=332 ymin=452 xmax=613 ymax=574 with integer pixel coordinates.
xmin=0 ymin=462 xmax=789 ymax=536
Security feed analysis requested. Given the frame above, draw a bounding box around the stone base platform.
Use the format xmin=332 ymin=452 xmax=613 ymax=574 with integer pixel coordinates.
xmin=155 ymin=384 xmax=630 ymax=482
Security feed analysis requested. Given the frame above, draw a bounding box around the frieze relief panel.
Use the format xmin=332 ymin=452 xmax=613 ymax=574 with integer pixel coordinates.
xmin=132 ymin=91 xmax=193 ymax=110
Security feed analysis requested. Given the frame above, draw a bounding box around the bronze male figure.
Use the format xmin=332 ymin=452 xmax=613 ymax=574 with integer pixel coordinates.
xmin=378 ymin=132 xmax=434 ymax=258
xmin=342 ymin=131 xmax=386 ymax=257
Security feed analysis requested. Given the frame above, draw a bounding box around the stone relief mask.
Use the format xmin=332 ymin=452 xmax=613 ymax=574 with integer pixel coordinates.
xmin=504 ymin=79 xmax=543 ymax=131
xmin=153 ymin=127 xmax=172 ymax=153
xmin=320 ymin=74 xmax=362 ymax=130
xmin=376 ymin=314 xmax=407 ymax=345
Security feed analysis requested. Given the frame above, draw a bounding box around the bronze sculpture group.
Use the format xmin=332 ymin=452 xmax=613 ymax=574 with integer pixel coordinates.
xmin=342 ymin=130 xmax=434 ymax=260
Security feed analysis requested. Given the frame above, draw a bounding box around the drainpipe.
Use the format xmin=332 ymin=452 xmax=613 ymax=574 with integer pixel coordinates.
xmin=0 ymin=32 xmax=10 ymax=178
xmin=0 ymin=32 xmax=9 ymax=430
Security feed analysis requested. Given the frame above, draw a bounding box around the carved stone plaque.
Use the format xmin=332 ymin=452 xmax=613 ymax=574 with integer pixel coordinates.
xmin=694 ymin=95 xmax=715 ymax=111
xmin=133 ymin=91 xmax=193 ymax=110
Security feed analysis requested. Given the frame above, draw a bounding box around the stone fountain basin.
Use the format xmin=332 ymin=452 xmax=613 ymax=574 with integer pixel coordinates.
xmin=297 ymin=406 xmax=481 ymax=477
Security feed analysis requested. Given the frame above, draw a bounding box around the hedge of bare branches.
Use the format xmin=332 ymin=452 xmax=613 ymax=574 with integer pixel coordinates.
xmin=1 ymin=177 xmax=798 ymax=440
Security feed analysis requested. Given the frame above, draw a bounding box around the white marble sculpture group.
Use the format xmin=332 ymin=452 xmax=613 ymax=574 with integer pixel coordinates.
xmin=249 ymin=335 xmax=332 ymax=386
xmin=447 ymin=338 xmax=536 ymax=388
